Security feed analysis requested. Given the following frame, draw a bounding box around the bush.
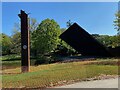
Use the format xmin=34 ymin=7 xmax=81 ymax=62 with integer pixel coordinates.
xmin=34 ymin=56 xmax=49 ymax=65
xmin=1 ymin=54 xmax=21 ymax=61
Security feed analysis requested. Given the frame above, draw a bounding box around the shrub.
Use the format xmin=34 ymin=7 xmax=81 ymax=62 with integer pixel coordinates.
xmin=34 ymin=56 xmax=50 ymax=65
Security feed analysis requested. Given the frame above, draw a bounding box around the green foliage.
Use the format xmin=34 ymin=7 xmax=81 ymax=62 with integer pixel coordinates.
xmin=114 ymin=11 xmax=120 ymax=33
xmin=0 ymin=34 xmax=2 ymax=55
xmin=32 ymin=18 xmax=61 ymax=55
xmin=109 ymin=35 xmax=120 ymax=47
xmin=0 ymin=54 xmax=21 ymax=61
xmin=92 ymin=34 xmax=120 ymax=48
xmin=10 ymin=18 xmax=38 ymax=54
xmin=66 ymin=20 xmax=73 ymax=28
xmin=34 ymin=55 xmax=50 ymax=65
xmin=29 ymin=18 xmax=39 ymax=56
xmin=11 ymin=31 xmax=21 ymax=54
xmin=29 ymin=18 xmax=38 ymax=32
xmin=1 ymin=33 xmax=12 ymax=55
xmin=56 ymin=40 xmax=76 ymax=56
xmin=60 ymin=28 xmax=66 ymax=33
xmin=12 ymin=23 xmax=20 ymax=33
xmin=56 ymin=26 xmax=76 ymax=56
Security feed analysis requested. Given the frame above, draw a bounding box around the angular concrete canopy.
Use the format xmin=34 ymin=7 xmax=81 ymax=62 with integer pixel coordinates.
xmin=60 ymin=23 xmax=112 ymax=57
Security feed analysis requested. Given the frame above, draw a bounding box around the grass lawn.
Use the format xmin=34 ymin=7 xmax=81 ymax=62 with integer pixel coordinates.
xmin=1 ymin=54 xmax=36 ymax=70
xmin=2 ymin=58 xmax=119 ymax=88
xmin=0 ymin=54 xmax=21 ymax=61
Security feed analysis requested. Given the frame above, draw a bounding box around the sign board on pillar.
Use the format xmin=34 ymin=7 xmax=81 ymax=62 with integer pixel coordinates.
xmin=18 ymin=10 xmax=30 ymax=73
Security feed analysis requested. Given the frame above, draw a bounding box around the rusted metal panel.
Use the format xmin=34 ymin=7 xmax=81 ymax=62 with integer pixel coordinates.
xmin=19 ymin=10 xmax=30 ymax=72
xmin=60 ymin=23 xmax=111 ymax=57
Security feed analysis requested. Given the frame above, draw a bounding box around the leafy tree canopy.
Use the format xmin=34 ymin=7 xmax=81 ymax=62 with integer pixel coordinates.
xmin=1 ymin=33 xmax=12 ymax=55
xmin=114 ymin=11 xmax=120 ymax=34
xmin=32 ymin=18 xmax=61 ymax=55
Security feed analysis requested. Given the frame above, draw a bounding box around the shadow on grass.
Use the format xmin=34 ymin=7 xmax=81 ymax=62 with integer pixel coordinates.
xmin=3 ymin=58 xmax=21 ymax=61
xmin=2 ymin=72 xmax=22 ymax=75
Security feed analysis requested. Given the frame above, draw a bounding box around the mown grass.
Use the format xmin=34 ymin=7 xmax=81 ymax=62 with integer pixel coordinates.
xmin=1 ymin=55 xmax=119 ymax=88
xmin=1 ymin=54 xmax=37 ymax=70
xmin=0 ymin=54 xmax=21 ymax=61
xmin=2 ymin=60 xmax=36 ymax=70
xmin=2 ymin=60 xmax=118 ymax=88
xmin=85 ymin=58 xmax=119 ymax=65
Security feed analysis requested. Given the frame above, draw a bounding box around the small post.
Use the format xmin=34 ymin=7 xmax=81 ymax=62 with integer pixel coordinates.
xmin=18 ymin=10 xmax=30 ymax=73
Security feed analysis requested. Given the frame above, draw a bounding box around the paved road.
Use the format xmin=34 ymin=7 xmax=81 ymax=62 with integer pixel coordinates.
xmin=55 ymin=78 xmax=119 ymax=88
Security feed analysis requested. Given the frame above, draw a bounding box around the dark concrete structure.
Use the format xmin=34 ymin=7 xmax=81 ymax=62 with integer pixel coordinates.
xmin=60 ymin=23 xmax=112 ymax=57
xmin=18 ymin=10 xmax=30 ymax=72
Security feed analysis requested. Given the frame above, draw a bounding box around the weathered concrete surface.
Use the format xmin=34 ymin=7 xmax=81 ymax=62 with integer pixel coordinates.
xmin=55 ymin=78 xmax=118 ymax=88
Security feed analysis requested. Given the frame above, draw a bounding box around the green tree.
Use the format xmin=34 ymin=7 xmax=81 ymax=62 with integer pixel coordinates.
xmin=11 ymin=31 xmax=21 ymax=54
xmin=114 ymin=11 xmax=120 ymax=34
xmin=114 ymin=11 xmax=120 ymax=47
xmin=0 ymin=34 xmax=2 ymax=55
xmin=56 ymin=20 xmax=76 ymax=56
xmin=93 ymin=34 xmax=112 ymax=47
xmin=110 ymin=35 xmax=120 ymax=47
xmin=92 ymin=34 xmax=120 ymax=48
xmin=10 ymin=18 xmax=38 ymax=54
xmin=29 ymin=18 xmax=38 ymax=32
xmin=32 ymin=18 xmax=61 ymax=55
xmin=28 ymin=18 xmax=38 ymax=56
xmin=57 ymin=40 xmax=76 ymax=56
xmin=1 ymin=33 xmax=12 ymax=55
xmin=66 ymin=20 xmax=73 ymax=28
xmin=10 ymin=22 xmax=21 ymax=54
xmin=60 ymin=28 xmax=66 ymax=33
